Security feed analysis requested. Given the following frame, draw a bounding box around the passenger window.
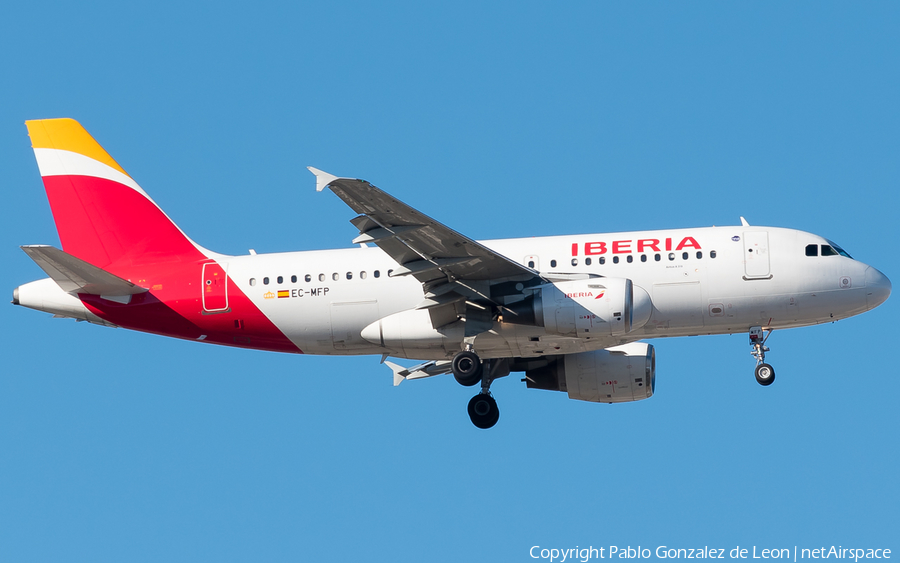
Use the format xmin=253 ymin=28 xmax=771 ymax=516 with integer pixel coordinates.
xmin=387 ymin=269 xmax=393 ymax=276
xmin=613 ymin=256 xmax=619 ymax=264
xmin=585 ymin=257 xmax=592 ymax=266
xmin=346 ymin=272 xmax=353 ymax=280
xmin=528 ymin=260 xmax=535 ymax=268
xmin=249 ymin=278 xmax=256 ymax=286
xmin=571 ymin=258 xmax=578 ymax=266
xmin=291 ymin=275 xmax=297 ymax=283
xmin=806 ymin=244 xmax=818 ymax=257
xmin=277 ymin=276 xmax=283 ymax=284
xmin=263 ymin=277 xmax=270 ymax=285
xmin=710 ymin=250 xmax=717 ymax=259
xmin=696 ymin=251 xmax=702 ymax=259
xmin=668 ymin=253 xmax=675 ymax=261
xmin=821 ymin=245 xmax=839 ymax=256
xmin=550 ymin=260 xmax=557 ymax=268
xmin=360 ymin=271 xmax=367 ymax=279
xmin=682 ymin=252 xmax=688 ymax=260
xmin=318 ymin=274 xmax=325 ymax=282
xmin=627 ymin=255 xmax=633 ymax=263
xmin=641 ymin=255 xmax=647 ymax=263
xmin=305 ymin=274 xmax=311 ymax=282
xmin=374 ymin=270 xmax=381 ymax=278
xmin=655 ymin=254 xmax=661 ymax=261
xmin=332 ymin=273 xmax=339 ymax=281
xmin=599 ymin=257 xmax=606 ymax=265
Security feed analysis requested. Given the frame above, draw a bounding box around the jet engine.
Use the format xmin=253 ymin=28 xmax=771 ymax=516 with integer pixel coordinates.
xmin=522 ymin=342 xmax=655 ymax=403
xmin=504 ymin=277 xmax=651 ymax=337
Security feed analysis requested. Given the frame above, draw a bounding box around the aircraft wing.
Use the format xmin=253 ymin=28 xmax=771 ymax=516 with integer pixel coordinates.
xmin=310 ymin=167 xmax=541 ymax=332
xmin=309 ymin=167 xmax=538 ymax=284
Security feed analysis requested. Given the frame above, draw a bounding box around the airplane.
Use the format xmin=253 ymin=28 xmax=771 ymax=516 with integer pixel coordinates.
xmin=13 ymin=118 xmax=892 ymax=429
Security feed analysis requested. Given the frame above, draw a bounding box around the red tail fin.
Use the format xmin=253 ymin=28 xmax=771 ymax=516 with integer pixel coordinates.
xmin=26 ymin=119 xmax=204 ymax=275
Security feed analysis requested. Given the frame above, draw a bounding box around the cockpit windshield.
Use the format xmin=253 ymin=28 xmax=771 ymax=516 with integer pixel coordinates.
xmin=824 ymin=240 xmax=852 ymax=259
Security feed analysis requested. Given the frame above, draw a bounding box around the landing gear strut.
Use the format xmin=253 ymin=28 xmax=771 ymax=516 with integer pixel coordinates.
xmin=749 ymin=326 xmax=775 ymax=386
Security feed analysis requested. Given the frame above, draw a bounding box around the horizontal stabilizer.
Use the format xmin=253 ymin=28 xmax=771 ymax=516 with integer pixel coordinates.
xmin=21 ymin=245 xmax=148 ymax=297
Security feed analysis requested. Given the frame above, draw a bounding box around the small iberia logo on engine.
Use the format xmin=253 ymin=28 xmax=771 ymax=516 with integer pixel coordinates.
xmin=263 ymin=291 xmax=275 ymax=300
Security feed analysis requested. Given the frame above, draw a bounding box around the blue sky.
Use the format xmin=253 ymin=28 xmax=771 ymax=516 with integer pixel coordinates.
xmin=1 ymin=2 xmax=897 ymax=561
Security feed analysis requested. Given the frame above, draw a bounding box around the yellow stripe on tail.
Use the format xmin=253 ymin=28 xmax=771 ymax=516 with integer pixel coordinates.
xmin=26 ymin=118 xmax=131 ymax=178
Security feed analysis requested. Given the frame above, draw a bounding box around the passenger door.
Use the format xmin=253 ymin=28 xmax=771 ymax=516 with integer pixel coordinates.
xmin=202 ymin=262 xmax=229 ymax=312
xmin=743 ymin=231 xmax=771 ymax=279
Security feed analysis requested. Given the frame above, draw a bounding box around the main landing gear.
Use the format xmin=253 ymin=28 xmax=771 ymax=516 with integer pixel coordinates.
xmin=452 ymin=350 xmax=482 ymax=387
xmin=749 ymin=326 xmax=775 ymax=386
xmin=452 ymin=347 xmax=506 ymax=429
xmin=467 ymin=393 xmax=499 ymax=430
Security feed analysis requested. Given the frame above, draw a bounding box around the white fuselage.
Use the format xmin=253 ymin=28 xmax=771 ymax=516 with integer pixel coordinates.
xmin=222 ymin=226 xmax=885 ymax=360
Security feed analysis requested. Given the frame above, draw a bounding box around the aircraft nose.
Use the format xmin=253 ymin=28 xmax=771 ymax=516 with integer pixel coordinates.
xmin=865 ymin=267 xmax=891 ymax=310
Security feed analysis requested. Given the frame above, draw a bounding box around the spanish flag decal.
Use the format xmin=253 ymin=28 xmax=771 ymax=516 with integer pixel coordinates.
xmin=277 ymin=290 xmax=290 ymax=298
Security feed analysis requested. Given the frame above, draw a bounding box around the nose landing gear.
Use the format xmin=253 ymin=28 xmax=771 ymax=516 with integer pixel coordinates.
xmin=749 ymin=326 xmax=775 ymax=386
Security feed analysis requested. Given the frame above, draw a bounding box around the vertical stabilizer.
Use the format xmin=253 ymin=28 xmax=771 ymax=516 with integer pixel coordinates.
xmin=26 ymin=119 xmax=204 ymax=274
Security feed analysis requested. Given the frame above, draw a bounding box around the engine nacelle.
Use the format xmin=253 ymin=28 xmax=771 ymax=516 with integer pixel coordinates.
xmin=524 ymin=342 xmax=655 ymax=403
xmin=505 ymin=277 xmax=651 ymax=338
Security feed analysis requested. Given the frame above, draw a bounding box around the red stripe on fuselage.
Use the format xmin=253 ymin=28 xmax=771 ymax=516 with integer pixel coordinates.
xmin=80 ymin=275 xmax=302 ymax=353
xmin=42 ymin=174 xmax=300 ymax=353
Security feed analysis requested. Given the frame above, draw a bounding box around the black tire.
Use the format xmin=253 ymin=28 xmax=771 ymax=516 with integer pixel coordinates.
xmin=467 ymin=393 xmax=500 ymax=429
xmin=755 ymin=363 xmax=775 ymax=386
xmin=452 ymin=350 xmax=482 ymax=387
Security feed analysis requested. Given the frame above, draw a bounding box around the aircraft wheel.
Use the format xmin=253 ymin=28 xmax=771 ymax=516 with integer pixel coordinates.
xmin=755 ymin=363 xmax=775 ymax=386
xmin=467 ymin=393 xmax=500 ymax=429
xmin=452 ymin=350 xmax=483 ymax=387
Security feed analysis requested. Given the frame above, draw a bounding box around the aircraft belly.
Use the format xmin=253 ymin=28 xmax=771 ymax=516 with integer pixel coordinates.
xmin=377 ymin=323 xmax=615 ymax=361
xmin=701 ymin=294 xmax=802 ymax=327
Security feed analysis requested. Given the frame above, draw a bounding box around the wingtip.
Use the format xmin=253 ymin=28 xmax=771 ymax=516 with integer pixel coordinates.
xmin=307 ymin=166 xmax=339 ymax=192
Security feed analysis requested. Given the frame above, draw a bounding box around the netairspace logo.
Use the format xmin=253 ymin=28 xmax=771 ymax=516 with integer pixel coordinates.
xmin=528 ymin=546 xmax=892 ymax=563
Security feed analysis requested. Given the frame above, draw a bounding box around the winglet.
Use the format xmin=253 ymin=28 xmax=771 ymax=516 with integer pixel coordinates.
xmin=307 ymin=166 xmax=339 ymax=192
xmin=384 ymin=361 xmax=408 ymax=386
xmin=740 ymin=216 xmax=750 ymax=227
